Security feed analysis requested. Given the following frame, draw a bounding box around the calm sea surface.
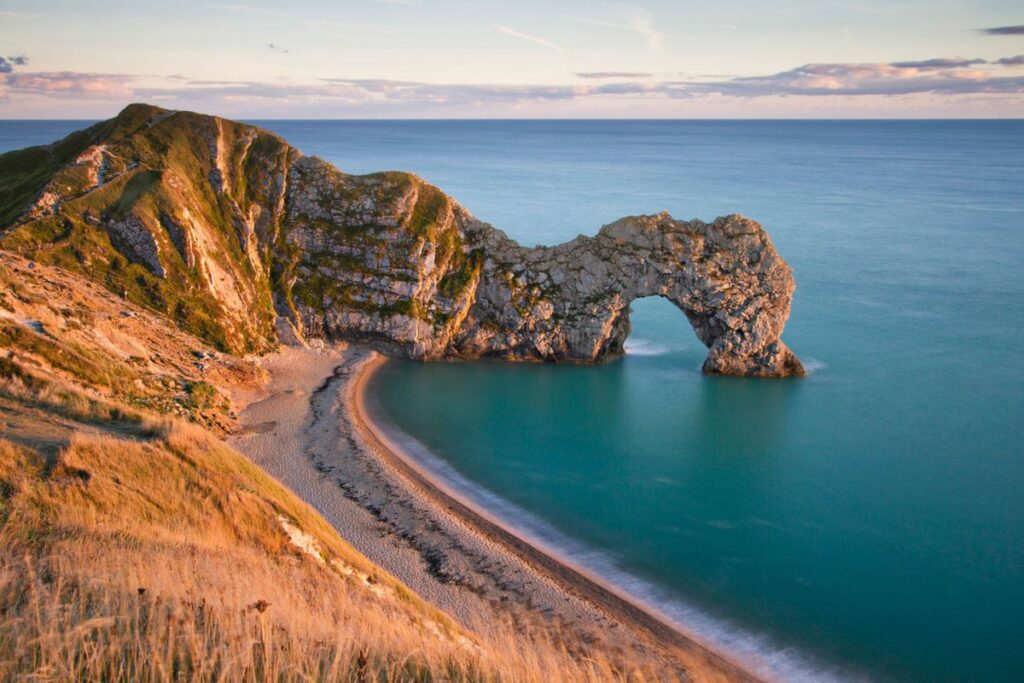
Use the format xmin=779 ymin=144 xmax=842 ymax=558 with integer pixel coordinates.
xmin=4 ymin=119 xmax=1022 ymax=682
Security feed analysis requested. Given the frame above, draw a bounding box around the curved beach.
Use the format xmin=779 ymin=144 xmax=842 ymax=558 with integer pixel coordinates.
xmin=231 ymin=344 xmax=759 ymax=682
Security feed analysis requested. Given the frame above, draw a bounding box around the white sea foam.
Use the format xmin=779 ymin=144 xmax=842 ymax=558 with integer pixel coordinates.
xmin=624 ymin=338 xmax=685 ymax=356
xmin=802 ymin=357 xmax=828 ymax=374
xmin=366 ymin=399 xmax=860 ymax=683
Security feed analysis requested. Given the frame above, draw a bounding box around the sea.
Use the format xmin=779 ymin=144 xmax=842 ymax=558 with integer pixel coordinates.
xmin=4 ymin=118 xmax=1022 ymax=682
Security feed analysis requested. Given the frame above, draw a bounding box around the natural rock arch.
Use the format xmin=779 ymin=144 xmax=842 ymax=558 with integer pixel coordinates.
xmin=448 ymin=213 xmax=805 ymax=377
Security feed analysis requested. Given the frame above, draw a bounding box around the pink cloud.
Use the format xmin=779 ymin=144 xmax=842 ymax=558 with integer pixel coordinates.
xmin=4 ymin=71 xmax=135 ymax=97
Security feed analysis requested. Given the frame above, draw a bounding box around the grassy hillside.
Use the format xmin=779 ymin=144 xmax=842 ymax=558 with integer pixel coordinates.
xmin=0 ymin=104 xmax=290 ymax=354
xmin=0 ymin=349 xmax=662 ymax=681
xmin=0 ymin=250 xmax=257 ymax=430
xmin=0 ymin=104 xmax=483 ymax=358
xmin=1 ymin=415 xmax=656 ymax=681
xmin=0 ymin=251 xmax=675 ymax=682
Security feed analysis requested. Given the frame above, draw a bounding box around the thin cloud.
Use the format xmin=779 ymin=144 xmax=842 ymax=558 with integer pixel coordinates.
xmin=584 ymin=11 xmax=664 ymax=50
xmin=3 ymin=71 xmax=136 ymax=96
xmin=318 ymin=78 xmax=581 ymax=102
xmin=886 ymin=55 xmax=1024 ymax=70
xmin=576 ymin=71 xmax=652 ymax=79
xmin=3 ymin=54 xmax=1023 ymax=110
xmin=133 ymin=58 xmax=1024 ymax=101
xmin=682 ymin=61 xmax=1024 ymax=97
xmin=890 ymin=57 xmax=986 ymax=69
xmin=495 ymin=26 xmax=564 ymax=53
xmin=117 ymin=78 xmax=585 ymax=108
xmin=981 ymin=25 xmax=1024 ymax=35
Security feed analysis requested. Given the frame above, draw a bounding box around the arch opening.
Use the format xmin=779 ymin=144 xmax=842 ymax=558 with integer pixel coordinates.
xmin=616 ymin=295 xmax=704 ymax=361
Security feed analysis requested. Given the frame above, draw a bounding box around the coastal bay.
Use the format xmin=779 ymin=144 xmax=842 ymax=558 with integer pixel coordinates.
xmin=229 ymin=344 xmax=757 ymax=682
xmin=2 ymin=115 xmax=1021 ymax=682
xmin=4 ymin=1 xmax=1023 ymax=679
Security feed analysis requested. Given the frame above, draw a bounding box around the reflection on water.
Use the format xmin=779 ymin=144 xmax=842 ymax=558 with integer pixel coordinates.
xmin=690 ymin=376 xmax=800 ymax=455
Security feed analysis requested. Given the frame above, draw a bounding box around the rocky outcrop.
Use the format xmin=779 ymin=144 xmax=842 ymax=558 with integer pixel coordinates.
xmin=104 ymin=214 xmax=165 ymax=278
xmin=0 ymin=104 xmax=803 ymax=376
xmin=279 ymin=148 xmax=803 ymax=376
xmin=452 ymin=213 xmax=803 ymax=377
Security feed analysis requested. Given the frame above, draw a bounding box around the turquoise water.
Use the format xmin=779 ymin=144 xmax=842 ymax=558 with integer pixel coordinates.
xmin=4 ymin=119 xmax=1022 ymax=681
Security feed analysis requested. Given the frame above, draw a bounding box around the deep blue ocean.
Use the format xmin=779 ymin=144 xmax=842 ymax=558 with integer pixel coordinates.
xmin=4 ymin=118 xmax=1022 ymax=682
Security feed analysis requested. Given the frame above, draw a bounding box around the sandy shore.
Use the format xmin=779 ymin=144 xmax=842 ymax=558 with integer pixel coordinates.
xmin=229 ymin=344 xmax=758 ymax=682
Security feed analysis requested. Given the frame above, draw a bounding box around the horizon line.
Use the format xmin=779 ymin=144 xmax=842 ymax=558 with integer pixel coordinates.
xmin=2 ymin=116 xmax=1023 ymax=122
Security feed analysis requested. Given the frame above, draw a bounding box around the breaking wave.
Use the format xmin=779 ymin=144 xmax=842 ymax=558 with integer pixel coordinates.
xmin=623 ymin=338 xmax=685 ymax=356
xmin=802 ymin=357 xmax=828 ymax=374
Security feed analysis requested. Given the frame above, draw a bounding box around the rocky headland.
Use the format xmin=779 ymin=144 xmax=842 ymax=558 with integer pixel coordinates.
xmin=0 ymin=103 xmax=802 ymax=377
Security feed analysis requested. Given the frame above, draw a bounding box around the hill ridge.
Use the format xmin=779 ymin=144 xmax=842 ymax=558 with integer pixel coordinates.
xmin=0 ymin=104 xmax=802 ymax=376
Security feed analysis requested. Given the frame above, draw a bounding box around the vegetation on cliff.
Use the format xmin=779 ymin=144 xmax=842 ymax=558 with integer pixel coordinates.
xmin=0 ymin=104 xmax=801 ymax=376
xmin=0 ymin=252 xmax=676 ymax=682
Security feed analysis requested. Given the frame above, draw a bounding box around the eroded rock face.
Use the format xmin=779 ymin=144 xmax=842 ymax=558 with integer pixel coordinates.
xmin=281 ymin=167 xmax=804 ymax=377
xmin=452 ymin=213 xmax=804 ymax=377
xmin=0 ymin=104 xmax=803 ymax=376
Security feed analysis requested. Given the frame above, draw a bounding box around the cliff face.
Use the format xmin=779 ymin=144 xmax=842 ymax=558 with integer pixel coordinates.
xmin=0 ymin=104 xmax=803 ymax=377
xmin=453 ymin=213 xmax=802 ymax=376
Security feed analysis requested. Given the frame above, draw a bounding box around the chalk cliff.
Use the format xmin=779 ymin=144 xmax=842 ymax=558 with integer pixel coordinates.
xmin=0 ymin=104 xmax=803 ymax=376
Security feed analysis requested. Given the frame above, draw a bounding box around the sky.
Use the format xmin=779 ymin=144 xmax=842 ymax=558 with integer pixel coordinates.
xmin=1 ymin=0 xmax=1023 ymax=118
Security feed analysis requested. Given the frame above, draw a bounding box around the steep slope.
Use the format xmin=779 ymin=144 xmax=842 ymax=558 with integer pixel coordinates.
xmin=0 ymin=104 xmax=292 ymax=354
xmin=0 ymin=250 xmax=259 ymax=431
xmin=2 ymin=411 xmax=658 ymax=681
xmin=0 ymin=104 xmax=802 ymax=376
xmin=0 ymin=255 xmax=689 ymax=682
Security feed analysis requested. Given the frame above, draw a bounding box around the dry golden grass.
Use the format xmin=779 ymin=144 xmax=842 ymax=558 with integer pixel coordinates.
xmin=0 ymin=369 xmax=136 ymax=426
xmin=0 ymin=252 xmax=265 ymax=430
xmin=0 ymin=423 xmax=679 ymax=682
xmin=0 ymin=251 xmax=705 ymax=682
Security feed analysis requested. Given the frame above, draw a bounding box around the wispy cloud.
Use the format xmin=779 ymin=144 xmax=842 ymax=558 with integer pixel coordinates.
xmin=495 ymin=26 xmax=565 ymax=53
xmin=4 ymin=71 xmax=135 ymax=96
xmin=889 ymin=57 xmax=986 ymax=69
xmin=682 ymin=58 xmax=1024 ymax=97
xmin=204 ymin=2 xmax=351 ymax=39
xmin=3 ymin=54 xmax=1023 ymax=113
xmin=316 ymin=78 xmax=582 ymax=103
xmin=584 ymin=9 xmax=664 ymax=50
xmin=576 ymin=71 xmax=652 ymax=79
xmin=981 ymin=25 xmax=1024 ymax=35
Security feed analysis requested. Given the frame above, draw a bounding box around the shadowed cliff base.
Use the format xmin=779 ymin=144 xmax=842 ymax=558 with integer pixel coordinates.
xmin=0 ymin=103 xmax=803 ymax=376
